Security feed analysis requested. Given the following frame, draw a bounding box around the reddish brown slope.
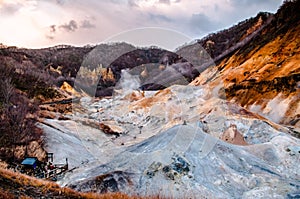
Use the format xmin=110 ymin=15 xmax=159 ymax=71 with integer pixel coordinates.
xmin=191 ymin=0 xmax=300 ymax=129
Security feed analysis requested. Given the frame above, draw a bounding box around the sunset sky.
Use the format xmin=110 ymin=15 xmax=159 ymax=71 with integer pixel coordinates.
xmin=0 ymin=0 xmax=283 ymax=49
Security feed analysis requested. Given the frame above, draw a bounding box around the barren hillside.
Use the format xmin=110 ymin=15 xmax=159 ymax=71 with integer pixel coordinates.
xmin=191 ymin=0 xmax=300 ymax=131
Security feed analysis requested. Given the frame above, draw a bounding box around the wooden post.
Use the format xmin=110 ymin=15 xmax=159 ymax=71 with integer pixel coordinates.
xmin=65 ymin=158 xmax=68 ymax=170
xmin=47 ymin=153 xmax=54 ymax=162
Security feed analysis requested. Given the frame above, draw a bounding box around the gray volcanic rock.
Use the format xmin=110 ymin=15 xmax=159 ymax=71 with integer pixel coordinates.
xmin=64 ymin=123 xmax=300 ymax=198
xmin=40 ymin=119 xmax=122 ymax=168
xmin=42 ymin=83 xmax=299 ymax=198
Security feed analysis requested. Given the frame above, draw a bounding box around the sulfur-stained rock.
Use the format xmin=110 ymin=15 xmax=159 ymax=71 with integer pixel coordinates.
xmin=221 ymin=124 xmax=248 ymax=145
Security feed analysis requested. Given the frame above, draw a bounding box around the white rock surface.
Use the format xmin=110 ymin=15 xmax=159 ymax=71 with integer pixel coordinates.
xmin=41 ymin=85 xmax=300 ymax=198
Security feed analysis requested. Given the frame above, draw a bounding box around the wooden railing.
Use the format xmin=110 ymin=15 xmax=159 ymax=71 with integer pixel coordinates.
xmin=45 ymin=164 xmax=68 ymax=180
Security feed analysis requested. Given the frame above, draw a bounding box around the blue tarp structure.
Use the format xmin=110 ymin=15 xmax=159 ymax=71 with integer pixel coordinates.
xmin=21 ymin=157 xmax=38 ymax=169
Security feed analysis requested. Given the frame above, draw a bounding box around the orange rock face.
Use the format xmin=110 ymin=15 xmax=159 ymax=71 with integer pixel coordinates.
xmin=191 ymin=11 xmax=300 ymax=128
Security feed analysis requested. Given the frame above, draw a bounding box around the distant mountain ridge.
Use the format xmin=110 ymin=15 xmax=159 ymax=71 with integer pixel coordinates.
xmin=176 ymin=11 xmax=273 ymax=62
xmin=0 ymin=11 xmax=276 ymax=98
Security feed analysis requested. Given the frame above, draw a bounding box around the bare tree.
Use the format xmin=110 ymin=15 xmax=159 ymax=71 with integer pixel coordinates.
xmin=0 ymin=63 xmax=39 ymax=161
xmin=0 ymin=96 xmax=37 ymax=160
xmin=0 ymin=62 xmax=13 ymax=105
xmin=0 ymin=77 xmax=14 ymax=105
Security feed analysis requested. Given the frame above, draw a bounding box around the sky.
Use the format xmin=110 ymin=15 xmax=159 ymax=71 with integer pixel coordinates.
xmin=0 ymin=0 xmax=283 ymax=49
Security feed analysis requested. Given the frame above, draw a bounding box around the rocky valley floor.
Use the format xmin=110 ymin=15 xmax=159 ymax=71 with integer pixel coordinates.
xmin=39 ymin=84 xmax=300 ymax=198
